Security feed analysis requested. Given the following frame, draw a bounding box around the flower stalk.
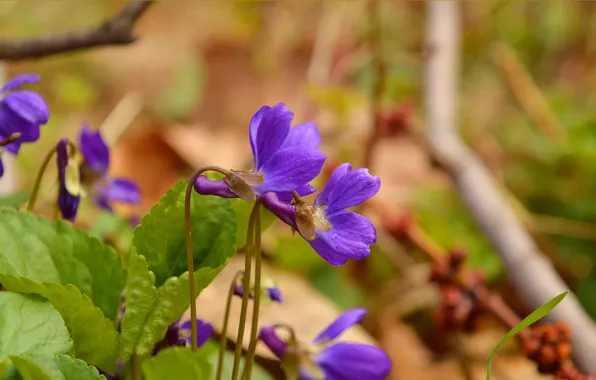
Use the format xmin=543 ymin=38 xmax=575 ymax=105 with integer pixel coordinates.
xmin=184 ymin=166 xmax=229 ymax=352
xmin=27 ymin=141 xmax=75 ymax=213
xmin=216 ymin=269 xmax=245 ymax=380
xmin=242 ymin=204 xmax=262 ymax=379
xmin=231 ymin=201 xmax=260 ymax=380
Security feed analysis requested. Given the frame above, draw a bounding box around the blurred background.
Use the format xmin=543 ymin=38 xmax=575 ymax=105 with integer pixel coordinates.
xmin=2 ymin=2 xmax=596 ymax=379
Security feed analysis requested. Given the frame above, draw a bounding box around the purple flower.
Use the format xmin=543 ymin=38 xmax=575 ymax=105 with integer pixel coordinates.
xmin=57 ymin=139 xmax=81 ymax=222
xmin=194 ymin=103 xmax=325 ymax=201
xmin=153 ymin=319 xmax=214 ymax=355
xmin=0 ymin=74 xmax=49 ymax=177
xmin=262 ymin=163 xmax=380 ymax=266
xmin=78 ymin=124 xmax=141 ymax=213
xmin=259 ymin=309 xmax=391 ymax=380
xmin=233 ymin=280 xmax=283 ymax=303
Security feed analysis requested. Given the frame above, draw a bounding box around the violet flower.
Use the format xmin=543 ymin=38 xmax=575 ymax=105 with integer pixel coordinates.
xmin=57 ymin=138 xmax=80 ymax=221
xmin=78 ymin=124 xmax=140 ymax=212
xmin=262 ymin=163 xmax=380 ymax=266
xmin=233 ymin=279 xmax=283 ymax=303
xmin=57 ymin=125 xmax=141 ymax=221
xmin=259 ymin=308 xmax=391 ymax=380
xmin=153 ymin=319 xmax=214 ymax=355
xmin=194 ymin=103 xmax=325 ymax=201
xmin=0 ymin=74 xmax=49 ymax=177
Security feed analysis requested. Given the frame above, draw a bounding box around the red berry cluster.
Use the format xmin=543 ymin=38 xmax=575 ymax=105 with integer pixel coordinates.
xmin=555 ymin=365 xmax=596 ymax=380
xmin=522 ymin=322 xmax=572 ymax=374
xmin=429 ymin=249 xmax=486 ymax=332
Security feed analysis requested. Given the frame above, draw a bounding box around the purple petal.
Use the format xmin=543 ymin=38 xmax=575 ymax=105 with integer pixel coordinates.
xmin=79 ymin=124 xmax=109 ymax=175
xmin=232 ymin=283 xmax=254 ymax=300
xmin=266 ymin=286 xmax=284 ymax=303
xmin=0 ymin=157 xmax=4 ymax=178
xmin=3 ymin=91 xmax=49 ymax=125
xmin=98 ymin=178 xmax=141 ymax=204
xmin=276 ymin=183 xmax=316 ymax=202
xmin=313 ymin=309 xmax=367 ymax=344
xmin=1 ymin=74 xmax=40 ymax=93
xmin=0 ymin=102 xmax=43 ymax=151
xmin=249 ymin=105 xmax=269 ymax=159
xmin=261 ymin=192 xmax=297 ymax=228
xmin=316 ymin=165 xmax=380 ymax=216
xmin=181 ymin=319 xmax=214 ymax=348
xmin=281 ymin=121 xmax=322 ymax=149
xmin=315 ymin=342 xmax=391 ymax=380
xmin=56 ymin=139 xmax=81 ymax=221
xmin=253 ymin=103 xmax=293 ymax=169
xmin=307 ymin=237 xmax=351 ymax=266
xmin=259 ymin=326 xmax=287 ymax=359
xmin=255 ymin=147 xmax=326 ymax=193
xmin=315 ymin=211 xmax=376 ymax=260
xmin=314 ymin=163 xmax=352 ymax=207
xmin=194 ymin=176 xmax=239 ymax=199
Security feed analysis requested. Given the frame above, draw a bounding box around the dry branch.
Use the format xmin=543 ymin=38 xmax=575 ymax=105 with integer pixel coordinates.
xmin=0 ymin=1 xmax=154 ymax=60
xmin=424 ymin=1 xmax=596 ymax=373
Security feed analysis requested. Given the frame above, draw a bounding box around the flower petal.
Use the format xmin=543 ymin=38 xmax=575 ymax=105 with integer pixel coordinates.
xmin=313 ymin=309 xmax=367 ymax=344
xmin=315 ymin=342 xmax=391 ymax=380
xmin=259 ymin=326 xmax=287 ymax=359
xmin=98 ymin=178 xmax=141 ymax=205
xmin=281 ymin=121 xmax=321 ymax=149
xmin=253 ymin=103 xmax=293 ymax=169
xmin=314 ymin=163 xmax=352 ymax=207
xmin=249 ymin=105 xmax=269 ymax=158
xmin=276 ymin=183 xmax=316 ymax=202
xmin=181 ymin=319 xmax=214 ymax=348
xmin=3 ymin=90 xmax=49 ymax=125
xmin=316 ymin=211 xmax=376 ymax=260
xmin=57 ymin=139 xmax=81 ymax=221
xmin=0 ymin=102 xmax=42 ymax=151
xmin=0 ymin=74 xmax=40 ymax=93
xmin=307 ymin=235 xmax=351 ymax=267
xmin=194 ymin=176 xmax=239 ymax=198
xmin=79 ymin=124 xmax=109 ymax=175
xmin=261 ymin=192 xmax=297 ymax=228
xmin=318 ymin=166 xmax=380 ymax=215
xmin=255 ymin=147 xmax=326 ymax=193
xmin=0 ymin=156 xmax=4 ymax=178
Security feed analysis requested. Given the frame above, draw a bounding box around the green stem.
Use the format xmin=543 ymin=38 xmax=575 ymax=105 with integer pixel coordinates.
xmin=231 ymin=201 xmax=260 ymax=380
xmin=216 ymin=269 xmax=245 ymax=380
xmin=242 ymin=205 xmax=262 ymax=380
xmin=185 ymin=165 xmax=229 ymax=352
xmin=27 ymin=144 xmax=60 ymax=213
xmin=130 ymin=353 xmax=139 ymax=380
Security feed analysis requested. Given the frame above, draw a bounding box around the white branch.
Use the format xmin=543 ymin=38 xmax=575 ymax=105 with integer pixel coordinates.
xmin=424 ymin=1 xmax=596 ymax=373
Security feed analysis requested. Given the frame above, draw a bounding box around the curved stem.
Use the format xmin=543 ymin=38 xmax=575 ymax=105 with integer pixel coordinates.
xmin=231 ymin=201 xmax=260 ymax=380
xmin=242 ymin=205 xmax=262 ymax=380
xmin=27 ymin=144 xmax=60 ymax=213
xmin=216 ymin=269 xmax=245 ymax=380
xmin=185 ymin=165 xmax=229 ymax=352
xmin=0 ymin=132 xmax=21 ymax=147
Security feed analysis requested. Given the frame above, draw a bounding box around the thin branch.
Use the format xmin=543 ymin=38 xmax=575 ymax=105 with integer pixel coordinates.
xmin=0 ymin=1 xmax=154 ymax=60
xmin=424 ymin=1 xmax=596 ymax=373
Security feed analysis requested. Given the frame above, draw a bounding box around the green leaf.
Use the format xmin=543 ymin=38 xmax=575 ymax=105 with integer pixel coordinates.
xmin=231 ymin=199 xmax=276 ymax=247
xmin=131 ymin=180 xmax=236 ymax=357
xmin=0 ymin=192 xmax=30 ymax=209
xmin=0 ymin=275 xmax=119 ymax=371
xmin=0 ymin=292 xmax=72 ymax=360
xmin=154 ymin=54 xmax=205 ymax=122
xmin=133 ymin=180 xmax=236 ymax=287
xmin=486 ymin=291 xmax=568 ymax=380
xmin=10 ymin=354 xmax=105 ymax=380
xmin=199 ymin=341 xmax=273 ymax=380
xmin=118 ymin=249 xmax=158 ymax=361
xmin=142 ymin=347 xmax=211 ymax=380
xmin=134 ymin=267 xmax=221 ymax=357
xmin=0 ymin=208 xmax=126 ymax=321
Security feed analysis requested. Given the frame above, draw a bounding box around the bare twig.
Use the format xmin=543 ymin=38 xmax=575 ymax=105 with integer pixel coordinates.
xmin=0 ymin=1 xmax=154 ymax=60
xmin=424 ymin=1 xmax=596 ymax=373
